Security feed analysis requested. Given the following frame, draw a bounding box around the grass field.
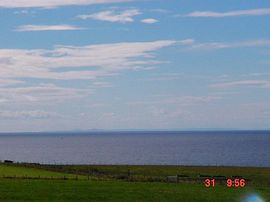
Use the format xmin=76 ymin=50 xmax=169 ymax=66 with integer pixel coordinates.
xmin=0 ymin=164 xmax=86 ymax=179
xmin=0 ymin=163 xmax=269 ymax=201
xmin=35 ymin=164 xmax=270 ymax=185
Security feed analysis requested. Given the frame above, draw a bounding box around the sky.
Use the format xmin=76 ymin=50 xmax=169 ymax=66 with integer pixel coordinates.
xmin=1 ymin=0 xmax=270 ymax=132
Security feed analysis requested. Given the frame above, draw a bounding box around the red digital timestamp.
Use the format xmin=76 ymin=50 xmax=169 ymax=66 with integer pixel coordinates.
xmin=204 ymin=178 xmax=246 ymax=188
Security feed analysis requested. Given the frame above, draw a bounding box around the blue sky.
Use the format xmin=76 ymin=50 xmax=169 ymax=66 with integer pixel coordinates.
xmin=1 ymin=0 xmax=270 ymax=132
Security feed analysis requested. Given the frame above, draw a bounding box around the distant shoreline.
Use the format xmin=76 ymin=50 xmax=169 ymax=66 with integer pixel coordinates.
xmin=2 ymin=161 xmax=270 ymax=169
xmin=0 ymin=129 xmax=270 ymax=135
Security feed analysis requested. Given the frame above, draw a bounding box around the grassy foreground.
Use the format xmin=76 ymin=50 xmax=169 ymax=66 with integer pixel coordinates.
xmin=0 ymin=163 xmax=269 ymax=201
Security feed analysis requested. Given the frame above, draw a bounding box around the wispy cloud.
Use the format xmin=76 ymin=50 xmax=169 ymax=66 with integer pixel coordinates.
xmin=141 ymin=18 xmax=159 ymax=24
xmin=185 ymin=8 xmax=270 ymax=18
xmin=190 ymin=39 xmax=270 ymax=50
xmin=0 ymin=0 xmax=130 ymax=8
xmin=0 ymin=38 xmax=267 ymax=91
xmin=14 ymin=10 xmax=36 ymax=15
xmin=129 ymin=96 xmax=221 ymax=106
xmin=93 ymin=81 xmax=112 ymax=88
xmin=15 ymin=24 xmax=84 ymax=32
xmin=0 ymin=40 xmax=178 ymax=81
xmin=77 ymin=9 xmax=141 ymax=23
xmin=0 ymin=79 xmax=25 ymax=87
xmin=0 ymin=40 xmax=182 ymax=103
xmin=150 ymin=9 xmax=169 ymax=14
xmin=144 ymin=73 xmax=217 ymax=82
xmin=241 ymin=72 xmax=270 ymax=77
xmin=211 ymin=80 xmax=270 ymax=88
xmin=0 ymin=84 xmax=88 ymax=103
xmin=0 ymin=110 xmax=62 ymax=119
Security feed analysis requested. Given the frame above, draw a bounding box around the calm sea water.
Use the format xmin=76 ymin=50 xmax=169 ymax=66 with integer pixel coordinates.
xmin=0 ymin=131 xmax=269 ymax=167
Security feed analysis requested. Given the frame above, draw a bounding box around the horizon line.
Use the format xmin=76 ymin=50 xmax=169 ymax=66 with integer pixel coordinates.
xmin=0 ymin=128 xmax=270 ymax=134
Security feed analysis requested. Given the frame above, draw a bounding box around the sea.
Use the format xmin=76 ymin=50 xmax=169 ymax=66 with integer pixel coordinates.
xmin=0 ymin=130 xmax=269 ymax=167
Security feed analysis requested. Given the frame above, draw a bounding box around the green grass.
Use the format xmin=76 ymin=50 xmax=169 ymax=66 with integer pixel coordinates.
xmin=0 ymin=163 xmax=269 ymax=201
xmin=0 ymin=179 xmax=269 ymax=202
xmin=35 ymin=164 xmax=270 ymax=185
xmin=0 ymin=164 xmax=86 ymax=179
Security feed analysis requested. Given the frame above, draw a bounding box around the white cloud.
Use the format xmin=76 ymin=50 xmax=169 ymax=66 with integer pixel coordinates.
xmin=241 ymin=72 xmax=270 ymax=77
xmin=129 ymin=96 xmax=221 ymax=106
xmin=93 ymin=81 xmax=112 ymax=88
xmin=141 ymin=18 xmax=159 ymax=24
xmin=177 ymin=39 xmax=195 ymax=45
xmin=0 ymin=79 xmax=25 ymax=87
xmin=1 ymin=38 xmax=268 ymax=92
xmin=211 ymin=80 xmax=270 ymax=88
xmin=77 ymin=9 xmax=141 ymax=23
xmin=16 ymin=24 xmax=85 ymax=32
xmin=186 ymin=8 xmax=270 ymax=17
xmin=0 ymin=40 xmax=181 ymax=103
xmin=0 ymin=40 xmax=178 ymax=81
xmin=0 ymin=0 xmax=130 ymax=8
xmin=145 ymin=73 xmax=228 ymax=82
xmin=150 ymin=9 xmax=169 ymax=14
xmin=190 ymin=39 xmax=270 ymax=50
xmin=14 ymin=10 xmax=35 ymax=15
xmin=0 ymin=110 xmax=61 ymax=119
xmin=0 ymin=84 xmax=88 ymax=103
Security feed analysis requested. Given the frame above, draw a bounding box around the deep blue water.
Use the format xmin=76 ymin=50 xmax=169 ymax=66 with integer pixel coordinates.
xmin=0 ymin=131 xmax=269 ymax=167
